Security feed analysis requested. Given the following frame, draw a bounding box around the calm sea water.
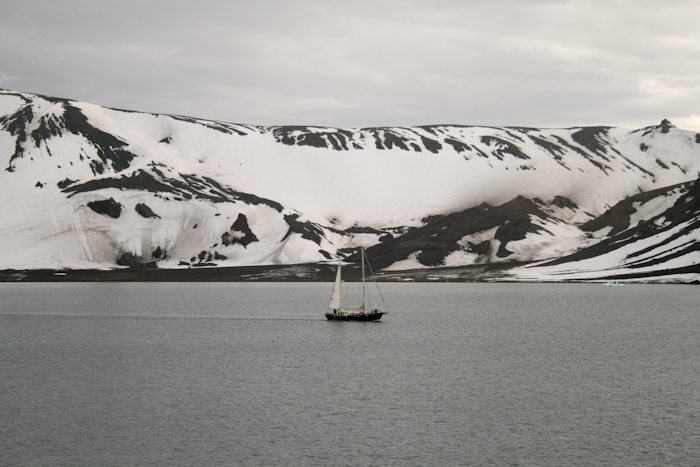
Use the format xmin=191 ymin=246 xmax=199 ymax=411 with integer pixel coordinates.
xmin=1 ymin=282 xmax=698 ymax=466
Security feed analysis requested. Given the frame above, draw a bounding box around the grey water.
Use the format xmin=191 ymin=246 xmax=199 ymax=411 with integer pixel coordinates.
xmin=1 ymin=282 xmax=698 ymax=466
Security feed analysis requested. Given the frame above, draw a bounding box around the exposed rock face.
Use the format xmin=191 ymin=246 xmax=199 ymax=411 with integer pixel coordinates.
xmin=152 ymin=247 xmax=165 ymax=260
xmin=116 ymin=252 xmax=154 ymax=268
xmin=87 ymin=198 xmax=122 ymax=218
xmin=550 ymin=196 xmax=578 ymax=210
xmin=135 ymin=203 xmax=160 ymax=219
xmin=660 ymin=119 xmax=675 ymax=134
xmin=283 ymin=214 xmax=324 ymax=245
xmin=222 ymin=214 xmax=258 ymax=248
xmin=355 ymin=197 xmax=551 ymax=268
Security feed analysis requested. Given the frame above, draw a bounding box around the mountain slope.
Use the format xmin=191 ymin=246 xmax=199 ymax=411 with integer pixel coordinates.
xmin=512 ymin=178 xmax=700 ymax=282
xmin=1 ymin=89 xmax=699 ymax=282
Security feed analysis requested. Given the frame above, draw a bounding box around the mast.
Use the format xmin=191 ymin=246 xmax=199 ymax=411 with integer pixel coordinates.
xmin=361 ymin=247 xmax=366 ymax=311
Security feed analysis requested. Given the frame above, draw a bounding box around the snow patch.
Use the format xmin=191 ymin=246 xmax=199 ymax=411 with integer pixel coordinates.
xmin=383 ymin=252 xmax=431 ymax=271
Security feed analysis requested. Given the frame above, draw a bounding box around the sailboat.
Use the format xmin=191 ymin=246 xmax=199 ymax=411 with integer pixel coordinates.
xmin=325 ymin=248 xmax=387 ymax=321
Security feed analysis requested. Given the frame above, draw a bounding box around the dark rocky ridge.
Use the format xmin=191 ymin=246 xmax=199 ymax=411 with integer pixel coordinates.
xmin=62 ymin=169 xmax=284 ymax=211
xmin=345 ymin=196 xmax=553 ymax=269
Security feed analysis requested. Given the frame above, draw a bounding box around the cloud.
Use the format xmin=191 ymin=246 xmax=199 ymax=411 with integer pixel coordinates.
xmin=1 ymin=0 xmax=699 ymax=130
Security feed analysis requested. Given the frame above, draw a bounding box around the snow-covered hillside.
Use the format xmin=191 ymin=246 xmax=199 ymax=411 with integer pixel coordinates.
xmin=1 ymin=89 xmax=699 ymax=282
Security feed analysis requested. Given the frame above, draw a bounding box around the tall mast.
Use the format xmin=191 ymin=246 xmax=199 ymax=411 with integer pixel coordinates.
xmin=361 ymin=247 xmax=366 ymax=311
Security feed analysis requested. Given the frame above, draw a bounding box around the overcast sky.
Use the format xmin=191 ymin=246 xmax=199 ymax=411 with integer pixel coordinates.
xmin=2 ymin=0 xmax=699 ymax=131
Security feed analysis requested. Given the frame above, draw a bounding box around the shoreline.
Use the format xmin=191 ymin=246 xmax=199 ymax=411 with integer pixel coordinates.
xmin=1 ymin=262 xmax=698 ymax=283
xmin=0 ymin=262 xmax=520 ymax=283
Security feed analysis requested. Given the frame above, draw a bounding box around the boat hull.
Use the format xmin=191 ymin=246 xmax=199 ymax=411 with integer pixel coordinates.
xmin=325 ymin=312 xmax=384 ymax=321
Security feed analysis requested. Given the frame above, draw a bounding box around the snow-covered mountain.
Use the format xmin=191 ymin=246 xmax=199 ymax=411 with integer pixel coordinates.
xmin=1 ymin=89 xmax=699 ymax=282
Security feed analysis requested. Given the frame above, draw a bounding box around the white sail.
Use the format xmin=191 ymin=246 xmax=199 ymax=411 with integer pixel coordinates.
xmin=328 ymin=261 xmax=342 ymax=310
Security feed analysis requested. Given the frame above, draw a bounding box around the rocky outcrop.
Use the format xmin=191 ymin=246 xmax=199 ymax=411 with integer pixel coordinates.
xmin=135 ymin=203 xmax=160 ymax=219
xmin=221 ymin=214 xmax=258 ymax=248
xmin=87 ymin=198 xmax=122 ymax=218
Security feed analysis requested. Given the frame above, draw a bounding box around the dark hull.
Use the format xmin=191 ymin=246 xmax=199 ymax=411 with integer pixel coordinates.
xmin=325 ymin=312 xmax=384 ymax=321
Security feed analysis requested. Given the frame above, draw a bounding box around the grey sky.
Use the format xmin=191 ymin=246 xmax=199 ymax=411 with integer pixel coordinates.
xmin=2 ymin=0 xmax=699 ymax=130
